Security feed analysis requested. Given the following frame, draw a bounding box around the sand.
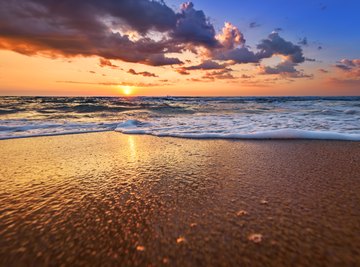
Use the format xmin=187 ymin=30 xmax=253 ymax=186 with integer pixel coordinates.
xmin=0 ymin=132 xmax=360 ymax=266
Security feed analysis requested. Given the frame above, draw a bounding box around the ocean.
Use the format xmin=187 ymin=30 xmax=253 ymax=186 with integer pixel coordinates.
xmin=0 ymin=96 xmax=359 ymax=140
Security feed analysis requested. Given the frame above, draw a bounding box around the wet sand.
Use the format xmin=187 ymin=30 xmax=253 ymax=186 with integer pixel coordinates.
xmin=0 ymin=132 xmax=360 ymax=266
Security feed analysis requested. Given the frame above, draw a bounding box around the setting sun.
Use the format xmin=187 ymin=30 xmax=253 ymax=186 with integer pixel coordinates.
xmin=121 ymin=86 xmax=133 ymax=96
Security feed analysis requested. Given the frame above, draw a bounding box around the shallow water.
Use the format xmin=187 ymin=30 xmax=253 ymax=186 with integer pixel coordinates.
xmin=1 ymin=133 xmax=360 ymax=266
xmin=1 ymin=96 xmax=360 ymax=140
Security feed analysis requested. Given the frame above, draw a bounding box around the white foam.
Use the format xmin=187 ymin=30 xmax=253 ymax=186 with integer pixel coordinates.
xmin=0 ymin=120 xmax=118 ymax=140
xmin=116 ymin=120 xmax=150 ymax=128
xmin=153 ymin=129 xmax=360 ymax=141
xmin=115 ymin=119 xmax=360 ymax=141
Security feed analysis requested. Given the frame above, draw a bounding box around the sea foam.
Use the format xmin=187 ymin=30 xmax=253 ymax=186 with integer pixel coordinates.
xmin=115 ymin=120 xmax=360 ymax=141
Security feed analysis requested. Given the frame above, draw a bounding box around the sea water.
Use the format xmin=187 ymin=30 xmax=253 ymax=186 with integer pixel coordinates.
xmin=0 ymin=96 xmax=359 ymax=140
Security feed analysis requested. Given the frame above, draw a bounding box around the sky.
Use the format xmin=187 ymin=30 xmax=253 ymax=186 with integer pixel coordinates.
xmin=0 ymin=0 xmax=360 ymax=96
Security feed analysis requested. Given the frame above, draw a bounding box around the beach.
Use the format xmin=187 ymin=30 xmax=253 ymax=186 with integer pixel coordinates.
xmin=0 ymin=132 xmax=360 ymax=266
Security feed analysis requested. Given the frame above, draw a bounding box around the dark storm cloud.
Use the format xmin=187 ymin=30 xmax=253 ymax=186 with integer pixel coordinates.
xmin=0 ymin=0 xmax=309 ymax=78
xmin=0 ymin=0 xmax=183 ymax=66
xmin=0 ymin=0 xmax=218 ymax=66
xmin=95 ymin=0 xmax=177 ymax=33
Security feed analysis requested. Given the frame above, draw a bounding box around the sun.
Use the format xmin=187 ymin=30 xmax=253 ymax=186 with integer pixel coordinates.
xmin=121 ymin=85 xmax=134 ymax=96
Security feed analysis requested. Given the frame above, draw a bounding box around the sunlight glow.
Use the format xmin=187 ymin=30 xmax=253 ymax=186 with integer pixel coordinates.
xmin=121 ymin=86 xmax=133 ymax=96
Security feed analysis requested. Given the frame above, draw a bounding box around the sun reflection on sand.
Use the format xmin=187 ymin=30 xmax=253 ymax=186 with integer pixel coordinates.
xmin=127 ymin=135 xmax=137 ymax=161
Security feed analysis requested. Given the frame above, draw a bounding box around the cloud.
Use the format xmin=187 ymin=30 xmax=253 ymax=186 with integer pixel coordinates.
xmin=211 ymin=27 xmax=305 ymax=69
xmin=298 ymin=37 xmax=308 ymax=46
xmin=326 ymin=59 xmax=360 ymax=89
xmin=318 ymin=68 xmax=329 ymax=73
xmin=185 ymin=68 xmax=235 ymax=81
xmin=128 ymin=69 xmax=158 ymax=77
xmin=99 ymin=58 xmax=121 ymax=69
xmin=185 ymin=60 xmax=227 ymax=70
xmin=103 ymin=0 xmax=177 ymax=34
xmin=208 ymin=23 xmax=259 ymax=64
xmin=320 ymin=3 xmax=327 ymax=11
xmin=217 ymin=22 xmax=246 ymax=50
xmin=249 ymin=22 xmax=261 ymax=28
xmin=335 ymin=59 xmax=360 ymax=77
xmin=0 ymin=1 xmax=221 ymax=66
xmin=171 ymin=2 xmax=218 ymax=48
xmin=335 ymin=64 xmax=352 ymax=71
xmin=0 ymin=0 xmax=184 ymax=66
xmin=187 ymin=78 xmax=203 ymax=82
xmin=176 ymin=67 xmax=191 ymax=75
xmin=240 ymin=74 xmax=253 ymax=79
xmin=0 ymin=1 xmax=310 ymax=80
xmin=214 ymin=47 xmax=259 ymax=63
xmin=258 ymin=60 xmax=312 ymax=78
xmin=57 ymin=80 xmax=160 ymax=87
xmin=257 ymin=32 xmax=305 ymax=63
xmin=336 ymin=59 xmax=360 ymax=69
xmin=202 ymin=69 xmax=235 ymax=80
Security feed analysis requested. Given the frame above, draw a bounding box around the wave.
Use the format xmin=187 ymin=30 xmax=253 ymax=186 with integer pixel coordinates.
xmin=115 ymin=120 xmax=360 ymax=141
xmin=1 ymin=96 xmax=359 ymax=141
xmin=0 ymin=121 xmax=118 ymax=140
xmin=0 ymin=102 xmax=193 ymax=115
xmin=1 ymin=119 xmax=359 ymax=140
xmin=0 ymin=109 xmax=25 ymax=115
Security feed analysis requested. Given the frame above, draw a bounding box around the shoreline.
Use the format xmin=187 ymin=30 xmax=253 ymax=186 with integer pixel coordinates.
xmin=1 ymin=130 xmax=360 ymax=142
xmin=1 ymin=132 xmax=359 ymax=266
